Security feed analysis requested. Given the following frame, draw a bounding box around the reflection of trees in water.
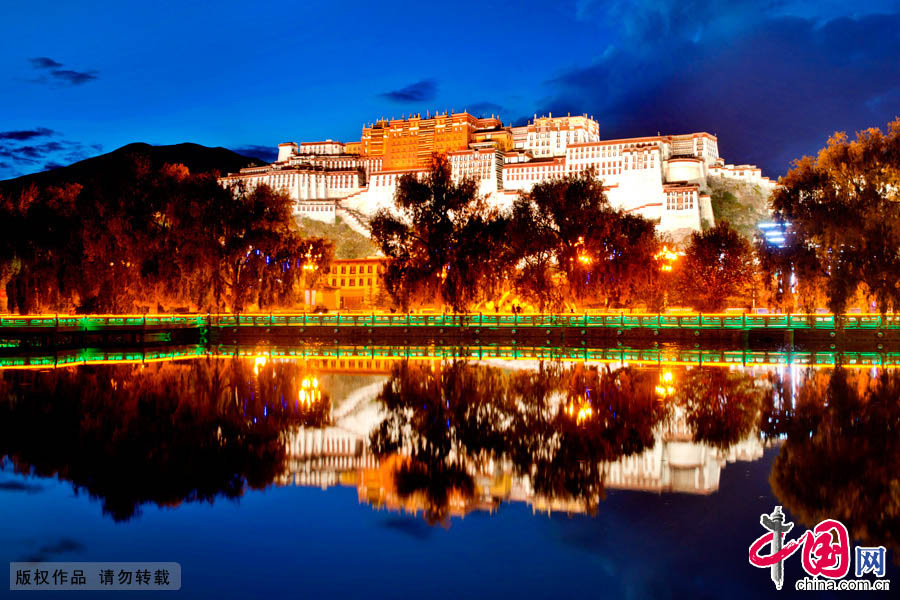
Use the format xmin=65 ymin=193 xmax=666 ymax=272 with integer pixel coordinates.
xmin=0 ymin=357 xmax=328 ymax=521
xmin=765 ymin=368 xmax=900 ymax=563
xmin=370 ymin=361 xmax=671 ymax=522
xmin=673 ymin=368 xmax=770 ymax=450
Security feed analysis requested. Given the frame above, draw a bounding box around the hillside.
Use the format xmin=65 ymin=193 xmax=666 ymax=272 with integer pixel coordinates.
xmin=704 ymin=175 xmax=771 ymax=240
xmin=298 ymin=217 xmax=378 ymax=259
xmin=0 ymin=142 xmax=264 ymax=194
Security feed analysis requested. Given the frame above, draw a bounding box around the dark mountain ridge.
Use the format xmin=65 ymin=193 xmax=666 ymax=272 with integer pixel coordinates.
xmin=0 ymin=142 xmax=264 ymax=194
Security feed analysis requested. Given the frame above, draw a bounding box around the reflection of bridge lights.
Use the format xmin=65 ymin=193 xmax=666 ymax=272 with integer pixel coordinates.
xmin=299 ymin=376 xmax=321 ymax=406
xmin=564 ymin=397 xmax=593 ymax=425
xmin=656 ymin=370 xmax=675 ymax=398
xmin=253 ymin=355 xmax=267 ymax=375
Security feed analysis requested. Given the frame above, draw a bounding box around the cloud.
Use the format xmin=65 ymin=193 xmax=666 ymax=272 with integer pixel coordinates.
xmin=510 ymin=114 xmax=532 ymax=127
xmin=466 ymin=101 xmax=506 ymax=118
xmin=0 ymin=128 xmax=56 ymax=141
xmin=28 ymin=57 xmax=64 ymax=69
xmin=380 ymin=79 xmax=437 ymax=103
xmin=2 ymin=142 xmax=66 ymax=162
xmin=24 ymin=57 xmax=99 ymax=86
xmin=19 ymin=538 xmax=86 ymax=563
xmin=50 ymin=69 xmax=99 ymax=85
xmin=534 ymin=7 xmax=900 ymax=176
xmin=0 ymin=138 xmax=102 ymax=179
xmin=231 ymin=144 xmax=277 ymax=163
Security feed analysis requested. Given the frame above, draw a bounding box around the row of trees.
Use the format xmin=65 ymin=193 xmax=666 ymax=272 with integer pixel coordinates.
xmin=371 ymin=155 xmax=756 ymax=313
xmin=373 ymin=119 xmax=900 ymax=314
xmin=0 ymin=159 xmax=332 ymax=313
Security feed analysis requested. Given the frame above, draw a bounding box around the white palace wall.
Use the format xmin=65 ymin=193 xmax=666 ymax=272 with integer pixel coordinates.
xmin=221 ymin=126 xmax=774 ymax=237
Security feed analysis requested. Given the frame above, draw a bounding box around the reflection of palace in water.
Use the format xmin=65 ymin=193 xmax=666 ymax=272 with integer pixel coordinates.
xmin=276 ymin=380 xmax=766 ymax=517
xmin=605 ymin=403 xmax=764 ymax=496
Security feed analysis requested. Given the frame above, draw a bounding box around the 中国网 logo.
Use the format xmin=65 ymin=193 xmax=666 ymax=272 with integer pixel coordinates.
xmin=748 ymin=506 xmax=889 ymax=592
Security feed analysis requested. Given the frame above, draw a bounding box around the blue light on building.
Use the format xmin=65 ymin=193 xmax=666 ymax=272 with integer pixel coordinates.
xmin=759 ymin=222 xmax=790 ymax=248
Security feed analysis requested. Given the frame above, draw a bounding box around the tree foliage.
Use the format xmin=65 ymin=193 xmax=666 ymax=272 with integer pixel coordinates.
xmin=370 ymin=155 xmax=509 ymax=312
xmin=676 ymin=221 xmax=755 ymax=311
xmin=762 ymin=119 xmax=900 ymax=314
xmin=0 ymin=158 xmax=332 ymax=313
xmin=509 ymin=172 xmax=659 ymax=310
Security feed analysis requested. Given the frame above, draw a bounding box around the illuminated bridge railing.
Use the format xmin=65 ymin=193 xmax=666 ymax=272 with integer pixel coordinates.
xmin=4 ymin=344 xmax=900 ymax=371
xmin=2 ymin=313 xmax=900 ymax=330
xmin=0 ymin=315 xmax=207 ymax=330
xmin=167 ymin=312 xmax=900 ymax=329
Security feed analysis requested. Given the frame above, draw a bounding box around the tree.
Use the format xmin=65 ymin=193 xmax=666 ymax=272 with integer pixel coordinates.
xmin=208 ymin=182 xmax=332 ymax=312
xmin=674 ymin=369 xmax=768 ymax=450
xmin=765 ymin=119 xmax=900 ymax=314
xmin=677 ymin=221 xmax=755 ymax=311
xmin=508 ymin=171 xmax=658 ymax=311
xmin=369 ymin=154 xmax=508 ymax=312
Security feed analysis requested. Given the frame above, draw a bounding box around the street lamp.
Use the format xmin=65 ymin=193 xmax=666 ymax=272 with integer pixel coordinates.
xmin=654 ymin=245 xmax=683 ymax=310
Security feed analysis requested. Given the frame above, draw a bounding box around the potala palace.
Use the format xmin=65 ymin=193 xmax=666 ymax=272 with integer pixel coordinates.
xmin=219 ymin=112 xmax=776 ymax=238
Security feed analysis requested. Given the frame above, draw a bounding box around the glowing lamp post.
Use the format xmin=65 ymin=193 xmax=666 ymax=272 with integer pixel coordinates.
xmin=654 ymin=245 xmax=682 ymax=310
xmin=299 ymin=376 xmax=321 ymax=407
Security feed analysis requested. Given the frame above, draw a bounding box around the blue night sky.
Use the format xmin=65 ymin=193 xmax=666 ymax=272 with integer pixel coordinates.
xmin=0 ymin=0 xmax=898 ymax=180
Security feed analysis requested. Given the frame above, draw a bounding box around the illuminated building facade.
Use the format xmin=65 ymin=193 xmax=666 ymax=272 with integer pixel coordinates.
xmin=325 ymin=257 xmax=389 ymax=310
xmin=361 ymin=112 xmax=498 ymax=171
xmin=219 ymin=110 xmax=776 ymax=238
xmin=513 ymin=112 xmax=601 ymax=157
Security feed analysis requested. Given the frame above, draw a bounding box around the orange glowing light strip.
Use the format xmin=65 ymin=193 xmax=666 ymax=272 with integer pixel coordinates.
xmin=2 ymin=350 xmax=896 ymax=371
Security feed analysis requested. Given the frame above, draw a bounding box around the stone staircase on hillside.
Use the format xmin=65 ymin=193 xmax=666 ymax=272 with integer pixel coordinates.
xmin=335 ymin=205 xmax=371 ymax=237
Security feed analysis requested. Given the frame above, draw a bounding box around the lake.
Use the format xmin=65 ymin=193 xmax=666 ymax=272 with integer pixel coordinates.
xmin=0 ymin=344 xmax=895 ymax=598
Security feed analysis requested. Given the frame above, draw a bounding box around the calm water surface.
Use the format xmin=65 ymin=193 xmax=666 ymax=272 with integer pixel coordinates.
xmin=0 ymin=345 xmax=896 ymax=598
